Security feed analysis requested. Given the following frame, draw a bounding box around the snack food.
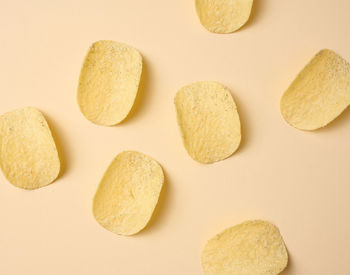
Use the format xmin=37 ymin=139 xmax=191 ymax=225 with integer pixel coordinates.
xmin=195 ymin=0 xmax=254 ymax=33
xmin=0 ymin=107 xmax=60 ymax=189
xmin=77 ymin=40 xmax=142 ymax=126
xmin=281 ymin=49 xmax=350 ymax=130
xmin=201 ymin=220 xmax=288 ymax=275
xmin=174 ymin=81 xmax=241 ymax=164
xmin=93 ymin=151 xmax=164 ymax=235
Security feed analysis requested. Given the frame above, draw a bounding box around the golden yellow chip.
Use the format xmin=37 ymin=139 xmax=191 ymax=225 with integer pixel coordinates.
xmin=93 ymin=151 xmax=164 ymax=236
xmin=195 ymin=0 xmax=254 ymax=33
xmin=77 ymin=40 xmax=142 ymax=126
xmin=281 ymin=49 xmax=350 ymax=130
xmin=174 ymin=81 xmax=241 ymax=164
xmin=201 ymin=220 xmax=288 ymax=275
xmin=0 ymin=107 xmax=60 ymax=190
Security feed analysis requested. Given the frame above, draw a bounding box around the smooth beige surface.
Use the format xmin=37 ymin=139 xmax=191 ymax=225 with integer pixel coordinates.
xmin=0 ymin=107 xmax=60 ymax=189
xmin=0 ymin=0 xmax=350 ymax=274
xmin=77 ymin=40 xmax=142 ymax=126
xmin=93 ymin=151 xmax=164 ymax=235
xmin=175 ymin=81 xmax=241 ymax=163
xmin=281 ymin=49 xmax=350 ymax=131
xmin=201 ymin=220 xmax=288 ymax=275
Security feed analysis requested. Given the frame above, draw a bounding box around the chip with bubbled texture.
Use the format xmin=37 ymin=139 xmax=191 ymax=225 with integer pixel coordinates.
xmin=174 ymin=81 xmax=241 ymax=164
xmin=77 ymin=40 xmax=142 ymax=126
xmin=195 ymin=0 xmax=254 ymax=33
xmin=0 ymin=107 xmax=60 ymax=189
xmin=281 ymin=49 xmax=350 ymax=130
xmin=201 ymin=220 xmax=288 ymax=275
xmin=93 ymin=151 xmax=164 ymax=236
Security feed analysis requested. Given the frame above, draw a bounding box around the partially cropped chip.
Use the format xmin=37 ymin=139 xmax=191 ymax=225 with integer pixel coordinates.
xmin=77 ymin=40 xmax=142 ymax=126
xmin=201 ymin=220 xmax=288 ymax=275
xmin=195 ymin=0 xmax=253 ymax=33
xmin=93 ymin=151 xmax=164 ymax=236
xmin=281 ymin=49 xmax=350 ymax=130
xmin=0 ymin=107 xmax=60 ymax=189
xmin=174 ymin=81 xmax=241 ymax=164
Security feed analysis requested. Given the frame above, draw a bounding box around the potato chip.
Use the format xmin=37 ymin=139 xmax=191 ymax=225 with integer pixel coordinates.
xmin=77 ymin=40 xmax=142 ymax=126
xmin=0 ymin=107 xmax=60 ymax=189
xmin=93 ymin=151 xmax=164 ymax=236
xmin=201 ymin=220 xmax=288 ymax=275
xmin=281 ymin=49 xmax=350 ymax=130
xmin=195 ymin=0 xmax=254 ymax=33
xmin=174 ymin=81 xmax=241 ymax=164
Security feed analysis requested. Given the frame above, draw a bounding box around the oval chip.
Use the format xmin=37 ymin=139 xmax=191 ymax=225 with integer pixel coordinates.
xmin=195 ymin=0 xmax=254 ymax=33
xmin=281 ymin=49 xmax=350 ymax=130
xmin=201 ymin=220 xmax=288 ymax=275
xmin=174 ymin=81 xmax=241 ymax=164
xmin=0 ymin=107 xmax=60 ymax=189
xmin=77 ymin=40 xmax=142 ymax=126
xmin=93 ymin=151 xmax=164 ymax=236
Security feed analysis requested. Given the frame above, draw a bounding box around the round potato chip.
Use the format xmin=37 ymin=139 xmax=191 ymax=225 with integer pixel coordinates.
xmin=77 ymin=40 xmax=142 ymax=126
xmin=281 ymin=49 xmax=350 ymax=130
xmin=93 ymin=151 xmax=164 ymax=236
xmin=201 ymin=220 xmax=288 ymax=275
xmin=195 ymin=0 xmax=254 ymax=33
xmin=174 ymin=81 xmax=241 ymax=164
xmin=0 ymin=107 xmax=60 ymax=189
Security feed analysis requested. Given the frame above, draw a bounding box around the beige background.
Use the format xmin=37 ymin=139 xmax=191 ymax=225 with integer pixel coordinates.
xmin=0 ymin=0 xmax=350 ymax=274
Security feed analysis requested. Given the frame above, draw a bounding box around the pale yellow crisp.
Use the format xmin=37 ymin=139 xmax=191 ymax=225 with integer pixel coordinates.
xmin=281 ymin=49 xmax=350 ymax=130
xmin=0 ymin=107 xmax=60 ymax=190
xmin=93 ymin=151 xmax=164 ymax=236
xmin=77 ymin=40 xmax=142 ymax=126
xmin=195 ymin=0 xmax=253 ymax=33
xmin=174 ymin=81 xmax=241 ymax=164
xmin=201 ymin=220 xmax=288 ymax=275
